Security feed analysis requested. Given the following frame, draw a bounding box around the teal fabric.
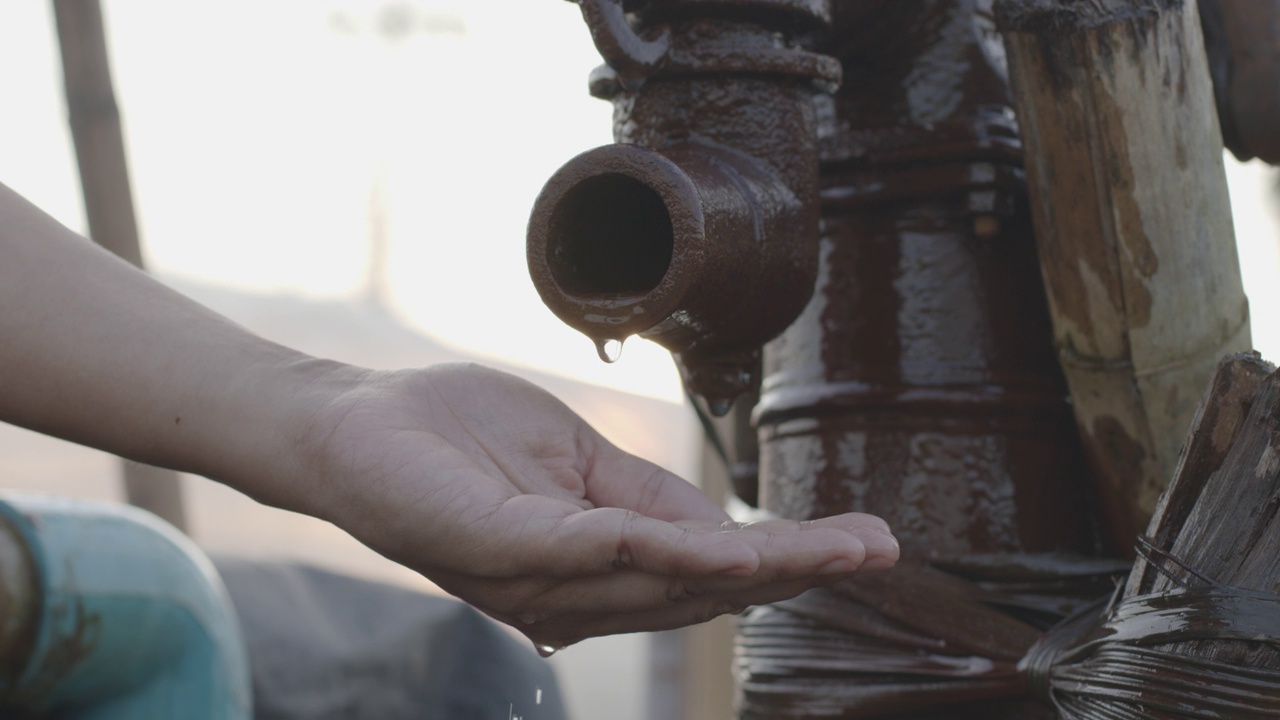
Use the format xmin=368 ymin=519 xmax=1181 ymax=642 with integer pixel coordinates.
xmin=0 ymin=494 xmax=251 ymax=719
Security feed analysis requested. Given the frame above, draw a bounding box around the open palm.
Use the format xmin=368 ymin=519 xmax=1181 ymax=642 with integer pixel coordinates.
xmin=312 ymin=363 xmax=898 ymax=652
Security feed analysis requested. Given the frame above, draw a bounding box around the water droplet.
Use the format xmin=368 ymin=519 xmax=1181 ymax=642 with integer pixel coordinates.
xmin=519 ymin=613 xmax=539 ymax=625
xmin=536 ymin=688 xmax=542 ymax=705
xmin=595 ymin=338 xmax=624 ymax=364
xmin=708 ymin=398 xmax=734 ymax=417
xmin=536 ymin=643 xmax=560 ymax=658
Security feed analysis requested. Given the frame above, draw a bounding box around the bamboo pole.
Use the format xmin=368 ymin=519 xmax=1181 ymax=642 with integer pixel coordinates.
xmin=995 ymin=0 xmax=1250 ymax=554
xmin=52 ymin=0 xmax=187 ymax=531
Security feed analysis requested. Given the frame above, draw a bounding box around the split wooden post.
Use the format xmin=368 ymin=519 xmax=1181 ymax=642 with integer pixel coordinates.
xmin=1125 ymin=352 xmax=1278 ymax=597
xmin=53 ymin=0 xmax=188 ymax=532
xmin=995 ymin=0 xmax=1250 ymax=554
xmin=1044 ymin=353 xmax=1280 ymax=720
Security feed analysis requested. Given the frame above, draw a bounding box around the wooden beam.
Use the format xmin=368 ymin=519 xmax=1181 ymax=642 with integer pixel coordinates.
xmin=52 ymin=0 xmax=187 ymax=531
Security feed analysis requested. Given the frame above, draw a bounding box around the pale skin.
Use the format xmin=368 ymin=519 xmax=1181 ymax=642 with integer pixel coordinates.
xmin=0 ymin=181 xmax=898 ymax=652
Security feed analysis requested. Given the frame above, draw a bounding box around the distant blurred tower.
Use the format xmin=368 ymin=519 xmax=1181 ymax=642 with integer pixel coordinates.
xmin=363 ymin=168 xmax=392 ymax=308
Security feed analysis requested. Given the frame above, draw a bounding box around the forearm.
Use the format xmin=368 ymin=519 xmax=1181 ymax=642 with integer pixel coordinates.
xmin=0 ymin=181 xmax=354 ymax=514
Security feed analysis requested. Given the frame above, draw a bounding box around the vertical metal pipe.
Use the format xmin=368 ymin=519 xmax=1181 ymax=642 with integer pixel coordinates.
xmin=739 ymin=1 xmax=1099 ymax=716
xmin=0 ymin=513 xmax=39 ymax=686
xmin=762 ymin=0 xmax=1097 ymax=554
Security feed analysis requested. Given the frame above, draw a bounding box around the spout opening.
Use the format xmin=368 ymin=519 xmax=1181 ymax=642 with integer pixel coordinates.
xmin=546 ymin=173 xmax=674 ymax=297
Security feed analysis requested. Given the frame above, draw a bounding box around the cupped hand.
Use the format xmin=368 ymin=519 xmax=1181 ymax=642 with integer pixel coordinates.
xmin=308 ymin=363 xmax=898 ymax=652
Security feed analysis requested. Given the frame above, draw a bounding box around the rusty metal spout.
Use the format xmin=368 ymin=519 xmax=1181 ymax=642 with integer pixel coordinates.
xmin=527 ymin=0 xmax=837 ymax=411
xmin=528 ymin=140 xmax=809 ymax=408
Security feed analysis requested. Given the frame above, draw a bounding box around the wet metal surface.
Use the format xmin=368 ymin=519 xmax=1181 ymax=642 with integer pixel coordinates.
xmin=528 ymin=0 xmax=834 ymax=410
xmin=761 ymin=0 xmax=1096 ymax=554
xmin=757 ymin=189 xmax=1094 ymax=554
xmin=743 ymin=1 xmax=1100 ymax=716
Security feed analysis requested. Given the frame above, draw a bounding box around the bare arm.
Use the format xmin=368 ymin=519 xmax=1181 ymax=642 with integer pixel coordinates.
xmin=0 ymin=181 xmax=898 ymax=649
xmin=0 ymin=181 xmax=336 ymax=511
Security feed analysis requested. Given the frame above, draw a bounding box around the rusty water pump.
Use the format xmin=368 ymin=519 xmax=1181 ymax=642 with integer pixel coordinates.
xmin=527 ymin=0 xmax=840 ymax=412
xmin=529 ymin=1 xmax=1099 ymax=718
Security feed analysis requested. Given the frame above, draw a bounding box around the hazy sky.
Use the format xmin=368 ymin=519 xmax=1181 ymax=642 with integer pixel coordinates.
xmin=0 ymin=0 xmax=689 ymax=402
xmin=2 ymin=0 xmax=1278 ymax=401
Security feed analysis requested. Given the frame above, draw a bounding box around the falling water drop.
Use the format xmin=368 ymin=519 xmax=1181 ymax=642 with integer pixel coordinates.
xmin=595 ymin=338 xmax=624 ymax=364
xmin=535 ymin=688 xmax=543 ymax=705
xmin=535 ymin=643 xmax=561 ymax=658
xmin=707 ymin=397 xmax=734 ymax=417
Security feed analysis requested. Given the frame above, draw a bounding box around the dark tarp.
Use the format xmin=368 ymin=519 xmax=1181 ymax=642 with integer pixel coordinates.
xmin=214 ymin=557 xmax=567 ymax=720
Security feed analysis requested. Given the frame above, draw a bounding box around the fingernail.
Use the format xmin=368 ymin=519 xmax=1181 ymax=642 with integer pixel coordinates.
xmin=721 ymin=562 xmax=757 ymax=577
xmin=858 ymin=555 xmax=897 ymax=572
xmin=818 ymin=557 xmax=858 ymax=574
xmin=858 ymin=529 xmax=899 ymax=552
xmin=718 ymin=545 xmax=760 ymax=576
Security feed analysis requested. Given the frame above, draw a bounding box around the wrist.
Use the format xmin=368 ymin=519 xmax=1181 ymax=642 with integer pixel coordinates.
xmin=189 ymin=348 xmax=371 ymax=520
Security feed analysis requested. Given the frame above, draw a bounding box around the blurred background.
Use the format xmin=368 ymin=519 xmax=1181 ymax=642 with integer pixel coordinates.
xmin=1 ymin=1 xmax=1277 ymax=718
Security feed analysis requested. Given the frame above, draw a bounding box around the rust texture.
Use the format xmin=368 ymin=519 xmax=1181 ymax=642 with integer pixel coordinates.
xmin=762 ymin=0 xmax=1097 ymax=556
xmin=744 ymin=0 xmax=1101 ymax=716
xmin=0 ymin=515 xmax=39 ymax=686
xmin=2 ymin=597 xmax=101 ymax=712
xmin=527 ymin=0 xmax=837 ymax=411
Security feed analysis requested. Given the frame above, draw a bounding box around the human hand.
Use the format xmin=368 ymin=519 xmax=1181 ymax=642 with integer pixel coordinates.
xmin=304 ymin=363 xmax=898 ymax=652
xmin=0 ymin=182 xmax=896 ymax=650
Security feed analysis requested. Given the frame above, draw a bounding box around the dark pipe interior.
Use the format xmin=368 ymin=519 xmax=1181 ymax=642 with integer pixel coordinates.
xmin=546 ymin=173 xmax=674 ymax=296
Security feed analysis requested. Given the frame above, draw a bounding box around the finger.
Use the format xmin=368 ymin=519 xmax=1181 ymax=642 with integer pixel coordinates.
xmin=737 ymin=524 xmax=869 ymax=575
xmin=584 ymin=444 xmax=730 ymax=524
xmin=723 ymin=513 xmax=892 ymax=537
xmin=511 ymin=522 xmax=896 ymax=619
xmin=526 ymin=579 xmax=832 ymax=649
xmin=513 ymin=507 xmax=896 ymax=579
xmin=797 ymin=512 xmax=893 ymax=535
xmin=732 ymin=516 xmax=899 ymax=574
xmin=515 ymin=554 xmax=866 ymax=618
xmin=506 ymin=501 xmax=761 ymax=577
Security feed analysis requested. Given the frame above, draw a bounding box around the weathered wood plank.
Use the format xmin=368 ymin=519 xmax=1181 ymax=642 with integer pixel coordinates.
xmin=1126 ymin=352 xmax=1273 ymax=595
xmin=1034 ymin=354 xmax=1280 ymax=716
